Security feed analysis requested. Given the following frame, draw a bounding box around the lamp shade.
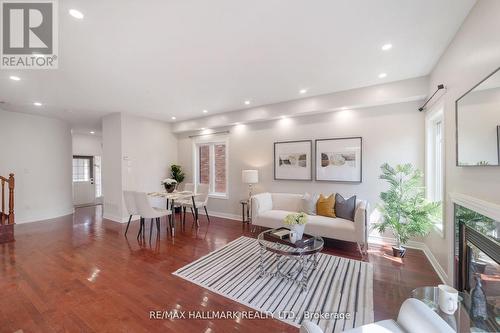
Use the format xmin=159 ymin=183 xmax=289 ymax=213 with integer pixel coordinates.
xmin=242 ymin=170 xmax=258 ymax=184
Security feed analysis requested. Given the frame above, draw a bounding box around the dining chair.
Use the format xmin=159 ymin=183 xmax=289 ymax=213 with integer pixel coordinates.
xmin=133 ymin=192 xmax=172 ymax=241
xmin=123 ymin=191 xmax=138 ymax=236
xmin=173 ymin=183 xmax=194 ymax=210
xmin=181 ymin=183 xmax=210 ymax=226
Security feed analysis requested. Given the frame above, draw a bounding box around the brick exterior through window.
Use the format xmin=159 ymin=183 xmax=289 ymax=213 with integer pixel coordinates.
xmin=197 ymin=142 xmax=227 ymax=195
xmin=214 ymin=144 xmax=226 ymax=193
xmin=199 ymin=145 xmax=210 ymax=185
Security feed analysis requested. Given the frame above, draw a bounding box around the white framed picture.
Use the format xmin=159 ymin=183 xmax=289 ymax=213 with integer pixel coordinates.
xmin=274 ymin=140 xmax=312 ymax=180
xmin=315 ymin=137 xmax=362 ymax=182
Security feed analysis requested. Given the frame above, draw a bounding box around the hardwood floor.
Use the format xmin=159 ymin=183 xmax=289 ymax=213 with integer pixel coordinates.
xmin=0 ymin=206 xmax=441 ymax=332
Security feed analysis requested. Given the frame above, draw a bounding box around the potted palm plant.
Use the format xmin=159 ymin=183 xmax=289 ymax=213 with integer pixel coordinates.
xmin=170 ymin=164 xmax=185 ymax=189
xmin=373 ymin=163 xmax=440 ymax=257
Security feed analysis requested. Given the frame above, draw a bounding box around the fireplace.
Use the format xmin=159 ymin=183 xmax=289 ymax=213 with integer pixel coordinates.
xmin=454 ymin=203 xmax=500 ymax=331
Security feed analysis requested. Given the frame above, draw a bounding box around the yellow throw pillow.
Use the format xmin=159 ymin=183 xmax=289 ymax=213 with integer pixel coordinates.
xmin=316 ymin=194 xmax=336 ymax=218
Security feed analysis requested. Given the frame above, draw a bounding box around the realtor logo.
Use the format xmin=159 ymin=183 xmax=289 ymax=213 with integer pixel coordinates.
xmin=1 ymin=0 xmax=58 ymax=69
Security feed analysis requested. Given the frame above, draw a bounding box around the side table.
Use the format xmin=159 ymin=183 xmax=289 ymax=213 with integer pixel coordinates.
xmin=240 ymin=199 xmax=250 ymax=224
xmin=411 ymin=286 xmax=499 ymax=332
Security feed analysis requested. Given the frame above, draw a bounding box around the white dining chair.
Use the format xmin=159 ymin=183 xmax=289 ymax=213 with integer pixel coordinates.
xmin=133 ymin=192 xmax=172 ymax=241
xmin=181 ymin=183 xmax=210 ymax=227
xmin=173 ymin=183 xmax=194 ymax=209
xmin=123 ymin=191 xmax=138 ymax=236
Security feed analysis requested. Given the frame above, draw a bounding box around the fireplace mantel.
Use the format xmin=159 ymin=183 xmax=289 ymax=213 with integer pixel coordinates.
xmin=450 ymin=192 xmax=500 ymax=222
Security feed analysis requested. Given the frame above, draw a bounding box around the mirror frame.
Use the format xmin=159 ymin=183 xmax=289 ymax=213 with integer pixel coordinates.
xmin=455 ymin=66 xmax=500 ymax=167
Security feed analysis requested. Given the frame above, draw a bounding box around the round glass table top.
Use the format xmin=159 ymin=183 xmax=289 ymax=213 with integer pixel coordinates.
xmin=257 ymin=228 xmax=324 ymax=256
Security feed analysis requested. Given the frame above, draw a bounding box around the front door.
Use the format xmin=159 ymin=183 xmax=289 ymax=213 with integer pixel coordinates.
xmin=72 ymin=156 xmax=95 ymax=206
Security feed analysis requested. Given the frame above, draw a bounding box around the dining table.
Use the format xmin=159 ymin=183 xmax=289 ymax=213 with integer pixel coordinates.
xmin=148 ymin=191 xmax=202 ymax=236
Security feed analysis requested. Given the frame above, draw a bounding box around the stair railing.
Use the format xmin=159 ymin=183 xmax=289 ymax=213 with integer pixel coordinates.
xmin=0 ymin=173 xmax=14 ymax=225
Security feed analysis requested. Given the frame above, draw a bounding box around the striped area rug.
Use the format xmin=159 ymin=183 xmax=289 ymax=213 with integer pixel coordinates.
xmin=173 ymin=236 xmax=373 ymax=332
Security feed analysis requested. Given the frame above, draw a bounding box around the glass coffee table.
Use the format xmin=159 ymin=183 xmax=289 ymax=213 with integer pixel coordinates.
xmin=411 ymin=286 xmax=499 ymax=332
xmin=257 ymin=228 xmax=324 ymax=291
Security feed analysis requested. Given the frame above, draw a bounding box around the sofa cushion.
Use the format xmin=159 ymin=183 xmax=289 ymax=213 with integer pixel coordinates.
xmin=305 ymin=215 xmax=357 ymax=242
xmin=316 ymin=194 xmax=336 ymax=218
xmin=271 ymin=193 xmax=303 ymax=211
xmin=301 ymin=192 xmax=319 ymax=215
xmin=252 ymin=210 xmax=290 ymax=229
xmin=335 ymin=194 xmax=356 ymax=222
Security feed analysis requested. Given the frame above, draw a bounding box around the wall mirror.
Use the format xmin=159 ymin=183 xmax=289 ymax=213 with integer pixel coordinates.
xmin=456 ymin=67 xmax=500 ymax=166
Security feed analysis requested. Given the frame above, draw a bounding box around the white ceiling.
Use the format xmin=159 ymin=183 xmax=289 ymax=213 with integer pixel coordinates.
xmin=0 ymin=0 xmax=476 ymax=133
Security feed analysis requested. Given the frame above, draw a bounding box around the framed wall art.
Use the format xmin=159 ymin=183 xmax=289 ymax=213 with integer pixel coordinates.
xmin=315 ymin=137 xmax=362 ymax=182
xmin=274 ymin=140 xmax=312 ymax=180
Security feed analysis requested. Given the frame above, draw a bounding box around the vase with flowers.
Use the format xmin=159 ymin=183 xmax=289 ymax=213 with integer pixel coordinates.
xmin=161 ymin=178 xmax=178 ymax=193
xmin=284 ymin=212 xmax=308 ymax=241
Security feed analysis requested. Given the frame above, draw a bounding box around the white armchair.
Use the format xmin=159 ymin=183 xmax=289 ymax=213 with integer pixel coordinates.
xmin=300 ymin=298 xmax=455 ymax=333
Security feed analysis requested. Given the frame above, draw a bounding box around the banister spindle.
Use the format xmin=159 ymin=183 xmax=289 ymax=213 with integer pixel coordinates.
xmin=8 ymin=174 xmax=14 ymax=225
xmin=1 ymin=179 xmax=4 ymax=225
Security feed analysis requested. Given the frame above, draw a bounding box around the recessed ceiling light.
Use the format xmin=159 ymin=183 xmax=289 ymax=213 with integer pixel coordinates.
xmin=299 ymin=89 xmax=307 ymax=94
xmin=203 ymin=110 xmax=208 ymax=114
xmin=171 ymin=116 xmax=176 ymax=120
xmin=69 ymin=9 xmax=84 ymax=19
xmin=244 ymin=100 xmax=251 ymax=105
xmin=9 ymin=76 xmax=20 ymax=81
xmin=381 ymin=43 xmax=393 ymax=51
xmin=90 ymin=131 xmax=95 ymax=135
xmin=201 ymin=127 xmax=206 ymax=130
xmin=378 ymin=73 xmax=387 ymax=78
xmin=33 ymin=102 xmax=42 ymax=106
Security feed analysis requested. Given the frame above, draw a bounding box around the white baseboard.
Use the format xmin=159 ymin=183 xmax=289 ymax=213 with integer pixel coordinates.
xmin=15 ymin=209 xmax=75 ymax=224
xmin=207 ymin=210 xmax=241 ymax=221
xmin=369 ymin=235 xmax=447 ymax=283
xmin=421 ymin=243 xmax=448 ymax=284
xmin=103 ymin=213 xmax=130 ymax=223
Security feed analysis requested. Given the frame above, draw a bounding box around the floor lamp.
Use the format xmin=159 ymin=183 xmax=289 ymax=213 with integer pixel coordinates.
xmin=242 ymin=170 xmax=258 ymax=222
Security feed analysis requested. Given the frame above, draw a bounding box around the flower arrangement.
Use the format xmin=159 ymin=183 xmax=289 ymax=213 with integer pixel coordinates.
xmin=161 ymin=178 xmax=178 ymax=185
xmin=161 ymin=178 xmax=178 ymax=193
xmin=284 ymin=212 xmax=308 ymax=226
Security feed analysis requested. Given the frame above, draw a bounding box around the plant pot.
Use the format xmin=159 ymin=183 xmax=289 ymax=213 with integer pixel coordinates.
xmin=291 ymin=224 xmax=305 ymax=240
xmin=392 ymin=246 xmax=407 ymax=258
xmin=164 ymin=183 xmax=176 ymax=193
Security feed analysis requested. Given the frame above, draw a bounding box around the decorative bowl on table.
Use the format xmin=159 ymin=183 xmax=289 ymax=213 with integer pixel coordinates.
xmin=161 ymin=178 xmax=177 ymax=193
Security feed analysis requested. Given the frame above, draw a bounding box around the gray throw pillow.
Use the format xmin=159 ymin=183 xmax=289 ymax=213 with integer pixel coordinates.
xmin=301 ymin=192 xmax=319 ymax=215
xmin=335 ymin=194 xmax=356 ymax=222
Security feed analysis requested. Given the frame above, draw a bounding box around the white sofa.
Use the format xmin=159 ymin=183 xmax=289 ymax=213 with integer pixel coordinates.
xmin=300 ymin=298 xmax=455 ymax=333
xmin=251 ymin=193 xmax=368 ymax=251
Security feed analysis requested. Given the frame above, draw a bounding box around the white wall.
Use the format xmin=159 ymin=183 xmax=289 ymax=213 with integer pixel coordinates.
xmin=72 ymin=133 xmax=103 ymax=156
xmin=0 ymin=109 xmax=73 ymax=223
xmin=177 ymin=101 xmax=425 ymax=220
xmin=102 ymin=113 xmax=178 ymax=222
xmin=424 ymin=0 xmax=500 ymax=283
xmin=102 ymin=113 xmax=123 ymax=222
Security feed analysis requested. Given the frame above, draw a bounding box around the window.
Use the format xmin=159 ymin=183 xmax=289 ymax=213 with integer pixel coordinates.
xmin=94 ymin=156 xmax=102 ymax=198
xmin=425 ymin=108 xmax=444 ymax=232
xmin=195 ymin=140 xmax=228 ymax=197
xmin=72 ymin=156 xmax=93 ymax=182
